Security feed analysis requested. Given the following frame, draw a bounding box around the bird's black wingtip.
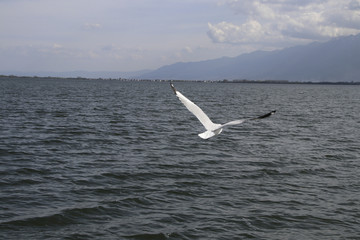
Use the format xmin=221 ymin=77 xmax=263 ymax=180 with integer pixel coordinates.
xmin=253 ymin=110 xmax=277 ymax=120
xmin=170 ymin=82 xmax=177 ymax=95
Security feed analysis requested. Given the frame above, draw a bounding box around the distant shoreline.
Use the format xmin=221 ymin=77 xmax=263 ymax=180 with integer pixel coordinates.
xmin=1 ymin=75 xmax=359 ymax=85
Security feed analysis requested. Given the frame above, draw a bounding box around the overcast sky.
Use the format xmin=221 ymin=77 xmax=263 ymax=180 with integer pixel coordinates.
xmin=1 ymin=0 xmax=360 ymax=73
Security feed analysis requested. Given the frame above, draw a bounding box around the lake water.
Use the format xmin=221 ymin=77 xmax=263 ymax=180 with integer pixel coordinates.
xmin=0 ymin=77 xmax=359 ymax=239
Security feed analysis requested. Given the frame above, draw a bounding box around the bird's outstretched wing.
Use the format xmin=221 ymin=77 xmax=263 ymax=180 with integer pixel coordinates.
xmin=220 ymin=110 xmax=276 ymax=128
xmin=170 ymin=83 xmax=220 ymax=131
xmin=221 ymin=119 xmax=246 ymax=127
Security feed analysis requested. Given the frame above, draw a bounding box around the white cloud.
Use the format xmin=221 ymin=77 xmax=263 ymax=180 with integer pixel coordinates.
xmin=82 ymin=23 xmax=102 ymax=30
xmin=209 ymin=0 xmax=360 ymax=44
xmin=208 ymin=20 xmax=270 ymax=43
xmin=53 ymin=43 xmax=63 ymax=49
xmin=183 ymin=46 xmax=193 ymax=54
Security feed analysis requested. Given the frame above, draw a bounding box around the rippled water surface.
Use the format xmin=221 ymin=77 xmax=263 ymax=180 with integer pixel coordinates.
xmin=0 ymin=77 xmax=359 ymax=239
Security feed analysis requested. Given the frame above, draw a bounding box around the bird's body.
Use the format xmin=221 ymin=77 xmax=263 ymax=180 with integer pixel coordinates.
xmin=170 ymin=83 xmax=275 ymax=139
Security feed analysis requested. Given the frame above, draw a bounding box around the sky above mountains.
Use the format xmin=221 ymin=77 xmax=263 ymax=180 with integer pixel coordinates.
xmin=1 ymin=0 xmax=360 ymax=73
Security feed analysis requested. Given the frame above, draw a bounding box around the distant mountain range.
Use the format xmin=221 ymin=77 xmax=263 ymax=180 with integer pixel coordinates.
xmin=139 ymin=34 xmax=360 ymax=82
xmin=2 ymin=34 xmax=359 ymax=82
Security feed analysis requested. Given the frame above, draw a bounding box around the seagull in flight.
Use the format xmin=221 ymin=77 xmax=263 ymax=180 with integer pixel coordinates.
xmin=170 ymin=83 xmax=276 ymax=139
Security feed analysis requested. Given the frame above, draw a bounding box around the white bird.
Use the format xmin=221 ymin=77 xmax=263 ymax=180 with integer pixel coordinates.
xmin=170 ymin=83 xmax=276 ymax=139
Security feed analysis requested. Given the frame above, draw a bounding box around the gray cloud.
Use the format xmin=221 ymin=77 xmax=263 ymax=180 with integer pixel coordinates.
xmin=208 ymin=0 xmax=360 ymax=44
xmin=349 ymin=0 xmax=360 ymax=9
xmin=2 ymin=0 xmax=359 ymax=73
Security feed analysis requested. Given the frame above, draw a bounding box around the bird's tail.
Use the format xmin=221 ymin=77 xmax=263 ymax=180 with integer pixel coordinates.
xmin=198 ymin=131 xmax=216 ymax=139
xmin=198 ymin=128 xmax=223 ymax=139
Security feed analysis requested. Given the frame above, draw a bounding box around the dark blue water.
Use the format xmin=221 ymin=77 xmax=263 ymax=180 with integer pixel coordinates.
xmin=0 ymin=77 xmax=359 ymax=239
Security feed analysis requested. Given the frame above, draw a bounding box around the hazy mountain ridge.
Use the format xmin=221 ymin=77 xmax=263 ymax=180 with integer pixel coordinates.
xmin=140 ymin=34 xmax=360 ymax=82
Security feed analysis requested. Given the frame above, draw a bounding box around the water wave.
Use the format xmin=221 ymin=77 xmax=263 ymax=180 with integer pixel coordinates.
xmin=1 ymin=79 xmax=359 ymax=239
